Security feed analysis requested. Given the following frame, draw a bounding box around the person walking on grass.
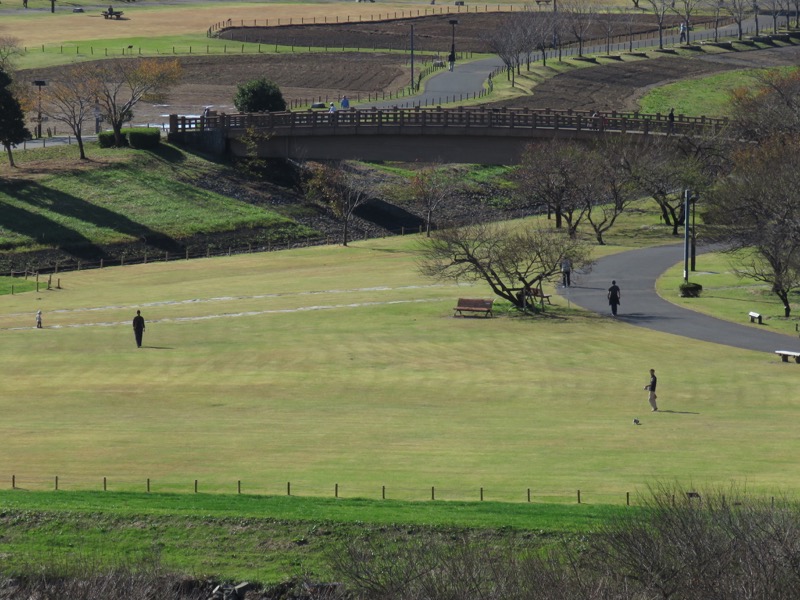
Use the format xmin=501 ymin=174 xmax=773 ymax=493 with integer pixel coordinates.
xmin=132 ymin=310 xmax=145 ymax=348
xmin=607 ymin=280 xmax=621 ymax=316
xmin=35 ymin=309 xmax=42 ymax=329
xmin=644 ymin=368 xmax=658 ymax=411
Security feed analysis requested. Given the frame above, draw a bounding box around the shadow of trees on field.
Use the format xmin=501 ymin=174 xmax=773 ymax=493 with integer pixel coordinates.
xmin=0 ymin=179 xmax=181 ymax=259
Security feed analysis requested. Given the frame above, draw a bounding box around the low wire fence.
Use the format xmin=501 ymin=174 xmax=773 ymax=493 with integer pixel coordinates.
xmin=0 ymin=473 xmax=665 ymax=506
xmin=5 ymin=474 xmax=791 ymax=507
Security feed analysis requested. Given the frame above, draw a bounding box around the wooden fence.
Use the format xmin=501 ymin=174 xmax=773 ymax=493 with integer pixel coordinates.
xmin=170 ymin=106 xmax=729 ymax=139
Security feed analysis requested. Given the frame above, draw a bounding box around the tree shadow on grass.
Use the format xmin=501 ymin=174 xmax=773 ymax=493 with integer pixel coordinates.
xmin=2 ymin=179 xmax=182 ymax=257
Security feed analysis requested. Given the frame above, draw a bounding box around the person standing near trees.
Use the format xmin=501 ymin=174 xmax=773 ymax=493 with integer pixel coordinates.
xmin=561 ymin=258 xmax=572 ymax=287
xmin=132 ymin=310 xmax=145 ymax=348
xmin=644 ymin=368 xmax=658 ymax=411
xmin=607 ymin=280 xmax=621 ymax=316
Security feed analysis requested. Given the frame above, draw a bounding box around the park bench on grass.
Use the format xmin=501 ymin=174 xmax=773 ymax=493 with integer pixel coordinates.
xmin=102 ymin=9 xmax=124 ymax=19
xmin=453 ymin=298 xmax=494 ymax=318
xmin=748 ymin=311 xmax=763 ymax=324
xmin=775 ymin=350 xmax=800 ymax=363
xmin=529 ymin=287 xmax=551 ymax=305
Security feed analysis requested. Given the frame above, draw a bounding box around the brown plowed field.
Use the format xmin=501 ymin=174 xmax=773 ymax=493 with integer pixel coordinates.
xmin=18 ymin=11 xmax=800 ymax=124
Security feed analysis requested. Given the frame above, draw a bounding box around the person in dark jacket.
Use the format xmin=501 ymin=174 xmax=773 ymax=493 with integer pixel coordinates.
xmin=132 ymin=310 xmax=145 ymax=348
xmin=644 ymin=368 xmax=658 ymax=411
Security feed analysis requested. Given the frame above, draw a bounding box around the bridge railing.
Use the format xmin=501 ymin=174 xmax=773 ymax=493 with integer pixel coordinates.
xmin=169 ymin=107 xmax=729 ymax=138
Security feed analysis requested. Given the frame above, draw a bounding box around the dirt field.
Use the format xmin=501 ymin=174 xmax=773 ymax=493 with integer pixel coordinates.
xmin=10 ymin=3 xmax=800 ymax=124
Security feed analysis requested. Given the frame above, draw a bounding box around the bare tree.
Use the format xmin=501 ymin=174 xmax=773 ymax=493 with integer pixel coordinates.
xmin=86 ymin=58 xmax=181 ymax=147
xmin=561 ymin=0 xmax=597 ymax=57
xmin=728 ymin=68 xmax=800 ymax=140
xmin=43 ymin=64 xmax=96 ymax=160
xmin=703 ymin=0 xmax=726 ymax=41
xmin=643 ymin=0 xmax=672 ymax=49
xmin=0 ymin=35 xmax=23 ymax=72
xmin=515 ymin=141 xmax=601 ymax=237
xmin=622 ymin=138 xmax=710 ymax=236
xmin=419 ymin=221 xmax=592 ymax=310
xmin=720 ymin=0 xmax=753 ymax=39
xmin=408 ymin=165 xmax=458 ymax=237
xmin=759 ymin=0 xmax=782 ymax=31
xmin=303 ymin=161 xmax=372 ymax=247
xmin=584 ymin=140 xmax=640 ymax=245
xmin=483 ymin=14 xmax=524 ymax=85
xmin=597 ymin=8 xmax=618 ymax=55
xmin=705 ymin=139 xmax=800 ymax=317
xmin=619 ymin=9 xmax=642 ymax=52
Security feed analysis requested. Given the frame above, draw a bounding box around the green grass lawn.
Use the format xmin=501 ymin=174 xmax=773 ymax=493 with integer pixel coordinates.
xmin=638 ymin=67 xmax=798 ymax=118
xmin=2 ymin=221 xmax=799 ymax=505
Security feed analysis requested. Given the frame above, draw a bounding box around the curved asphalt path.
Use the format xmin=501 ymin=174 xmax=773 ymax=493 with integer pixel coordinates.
xmin=563 ymin=243 xmax=800 ymax=355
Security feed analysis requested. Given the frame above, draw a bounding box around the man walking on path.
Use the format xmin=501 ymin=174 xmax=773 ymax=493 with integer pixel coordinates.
xmin=561 ymin=258 xmax=572 ymax=287
xmin=644 ymin=368 xmax=658 ymax=411
xmin=35 ymin=310 xmax=42 ymax=329
xmin=132 ymin=310 xmax=145 ymax=348
xmin=607 ymin=280 xmax=621 ymax=316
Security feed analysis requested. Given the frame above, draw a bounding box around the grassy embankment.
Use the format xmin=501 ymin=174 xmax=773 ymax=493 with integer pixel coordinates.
xmin=0 ymin=144 xmax=313 ymax=256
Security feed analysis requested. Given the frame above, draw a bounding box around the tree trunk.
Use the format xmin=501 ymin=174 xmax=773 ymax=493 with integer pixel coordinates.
xmin=4 ymin=144 xmax=16 ymax=168
xmin=343 ymin=217 xmax=349 ymax=247
xmin=77 ymin=136 xmax=86 ymax=160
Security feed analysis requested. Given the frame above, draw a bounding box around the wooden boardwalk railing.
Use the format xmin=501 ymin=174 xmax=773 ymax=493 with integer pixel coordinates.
xmin=169 ymin=107 xmax=729 ymax=138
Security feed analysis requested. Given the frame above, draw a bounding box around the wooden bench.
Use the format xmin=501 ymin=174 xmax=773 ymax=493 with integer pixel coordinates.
xmin=775 ymin=350 xmax=800 ymax=363
xmin=529 ymin=287 xmax=551 ymax=305
xmin=102 ymin=10 xmax=124 ymax=19
xmin=748 ymin=311 xmax=762 ymax=324
xmin=453 ymin=298 xmax=493 ymax=318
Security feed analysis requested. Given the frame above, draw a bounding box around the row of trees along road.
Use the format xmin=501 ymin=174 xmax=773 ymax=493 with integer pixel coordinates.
xmin=484 ymin=0 xmax=798 ymax=81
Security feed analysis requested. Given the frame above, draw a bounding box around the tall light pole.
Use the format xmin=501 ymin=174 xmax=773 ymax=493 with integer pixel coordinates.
xmin=32 ymin=80 xmax=46 ymax=139
xmin=410 ymin=24 xmax=415 ymax=91
xmin=448 ymin=19 xmax=458 ymax=71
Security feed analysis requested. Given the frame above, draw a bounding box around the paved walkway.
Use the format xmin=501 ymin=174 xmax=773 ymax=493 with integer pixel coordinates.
xmin=365 ymin=17 xmax=763 ymax=109
xmin=562 ymin=243 xmax=800 ymax=355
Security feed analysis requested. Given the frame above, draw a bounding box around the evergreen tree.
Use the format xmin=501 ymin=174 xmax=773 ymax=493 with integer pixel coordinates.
xmin=0 ymin=69 xmax=30 ymax=168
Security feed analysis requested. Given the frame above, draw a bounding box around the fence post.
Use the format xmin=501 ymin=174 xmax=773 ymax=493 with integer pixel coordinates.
xmin=480 ymin=487 xmax=483 ymax=501
xmin=12 ymin=475 xmax=15 ymax=489
xmin=194 ymin=479 xmax=198 ymax=493
xmin=527 ymin=488 xmax=531 ymax=503
xmin=626 ymin=491 xmax=630 ymax=506
xmin=431 ymin=486 xmax=435 ymax=500
xmin=104 ymin=476 xmax=107 ymax=491
xmin=335 ymin=483 xmax=338 ymax=498
xmin=147 ymin=478 xmax=150 ymax=493
xmin=382 ymin=485 xmax=385 ymax=500
xmin=55 ymin=476 xmax=58 ymax=491
xmin=577 ymin=489 xmax=581 ymax=504
xmin=287 ymin=481 xmax=291 ymax=496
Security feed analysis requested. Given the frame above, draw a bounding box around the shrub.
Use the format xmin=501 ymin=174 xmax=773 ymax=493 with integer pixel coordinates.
xmin=233 ymin=78 xmax=286 ymax=113
xmin=679 ymin=282 xmax=703 ymax=297
xmin=97 ymin=131 xmax=121 ymax=148
xmin=124 ymin=127 xmax=161 ymax=149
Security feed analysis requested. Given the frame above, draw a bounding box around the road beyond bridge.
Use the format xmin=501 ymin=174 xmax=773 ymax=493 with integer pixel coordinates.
xmin=168 ymin=106 xmax=728 ymax=164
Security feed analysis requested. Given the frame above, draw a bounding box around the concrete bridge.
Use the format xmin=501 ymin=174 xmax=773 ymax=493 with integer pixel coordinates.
xmin=168 ymin=107 xmax=728 ymax=165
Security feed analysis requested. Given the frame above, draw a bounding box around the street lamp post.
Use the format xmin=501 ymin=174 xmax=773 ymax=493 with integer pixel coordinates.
xmin=448 ymin=19 xmax=458 ymax=71
xmin=410 ymin=24 xmax=415 ymax=91
xmin=32 ymin=80 xmax=46 ymax=139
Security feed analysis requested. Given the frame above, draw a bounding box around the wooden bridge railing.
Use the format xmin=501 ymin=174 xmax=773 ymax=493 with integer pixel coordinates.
xmin=169 ymin=107 xmax=729 ymax=138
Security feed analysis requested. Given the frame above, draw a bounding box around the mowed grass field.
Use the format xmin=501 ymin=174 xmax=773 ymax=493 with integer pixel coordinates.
xmin=1 ymin=230 xmax=799 ymax=504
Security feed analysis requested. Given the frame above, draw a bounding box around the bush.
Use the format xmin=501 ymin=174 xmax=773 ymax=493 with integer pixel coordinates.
xmin=679 ymin=282 xmax=703 ymax=297
xmin=97 ymin=131 xmax=120 ymax=148
xmin=234 ymin=78 xmax=286 ymax=113
xmin=124 ymin=127 xmax=161 ymax=149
